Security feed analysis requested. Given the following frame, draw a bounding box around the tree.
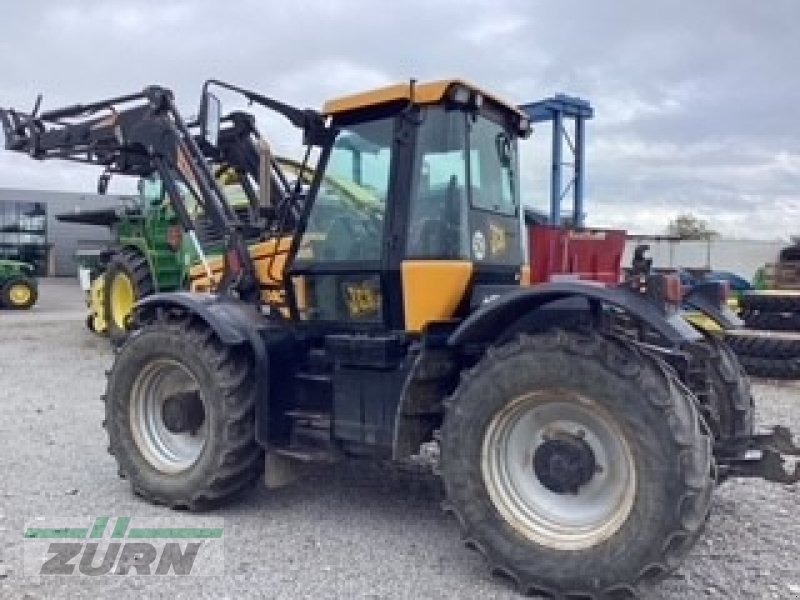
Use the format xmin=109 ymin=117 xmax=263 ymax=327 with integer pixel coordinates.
xmin=666 ymin=213 xmax=719 ymax=240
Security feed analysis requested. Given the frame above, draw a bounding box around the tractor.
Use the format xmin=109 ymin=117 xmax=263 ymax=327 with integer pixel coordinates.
xmin=2 ymin=80 xmax=799 ymax=598
xmin=0 ymin=258 xmax=37 ymax=309
xmin=56 ymin=184 xmax=196 ymax=342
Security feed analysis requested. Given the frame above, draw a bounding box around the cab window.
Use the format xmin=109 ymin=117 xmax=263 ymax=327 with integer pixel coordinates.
xmin=468 ymin=117 xmax=517 ymax=216
xmin=299 ymin=118 xmax=392 ymax=263
xmin=407 ymin=108 xmax=469 ymax=259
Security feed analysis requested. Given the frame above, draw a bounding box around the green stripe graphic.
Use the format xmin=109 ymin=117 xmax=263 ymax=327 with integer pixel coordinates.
xmin=24 ymin=528 xmax=88 ymax=539
xmin=90 ymin=516 xmax=109 ymax=538
xmin=24 ymin=517 xmax=223 ymax=539
xmin=127 ymin=528 xmax=223 ymax=539
xmin=111 ymin=516 xmax=130 ymax=538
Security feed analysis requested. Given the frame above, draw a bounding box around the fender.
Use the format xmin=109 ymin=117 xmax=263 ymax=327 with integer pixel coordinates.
xmin=448 ymin=281 xmax=703 ymax=348
xmin=135 ymin=292 xmax=273 ymax=445
xmin=683 ymin=282 xmax=743 ymax=330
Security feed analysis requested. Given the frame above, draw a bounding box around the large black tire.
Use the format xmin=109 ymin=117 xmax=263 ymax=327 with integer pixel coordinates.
xmin=104 ymin=248 xmax=155 ymax=347
xmin=742 ymin=310 xmax=800 ymax=332
xmin=725 ymin=332 xmax=800 ymax=359
xmin=689 ymin=334 xmax=755 ymax=445
xmin=1 ymin=276 xmax=38 ymax=310
xmin=737 ymin=355 xmax=800 ymax=380
xmin=104 ymin=312 xmax=262 ymax=509
xmin=440 ymin=330 xmax=714 ymax=597
xmin=740 ymin=291 xmax=800 ymax=314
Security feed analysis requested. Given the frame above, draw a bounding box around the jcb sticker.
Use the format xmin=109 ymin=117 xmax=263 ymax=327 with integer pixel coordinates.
xmin=489 ymin=221 xmax=507 ymax=256
xmin=344 ymin=281 xmax=381 ymax=317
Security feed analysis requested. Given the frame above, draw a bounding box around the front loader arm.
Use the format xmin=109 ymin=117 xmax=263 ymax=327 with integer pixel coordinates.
xmin=0 ymin=86 xmax=260 ymax=303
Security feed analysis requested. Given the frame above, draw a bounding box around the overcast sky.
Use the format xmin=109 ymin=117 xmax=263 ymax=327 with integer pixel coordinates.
xmin=1 ymin=0 xmax=798 ymax=239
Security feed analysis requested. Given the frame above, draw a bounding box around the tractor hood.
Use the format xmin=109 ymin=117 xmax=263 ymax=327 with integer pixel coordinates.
xmin=0 ymin=259 xmax=35 ymax=274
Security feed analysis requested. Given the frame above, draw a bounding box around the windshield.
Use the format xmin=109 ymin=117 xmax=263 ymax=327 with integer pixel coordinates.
xmin=298 ymin=117 xmax=393 ymax=262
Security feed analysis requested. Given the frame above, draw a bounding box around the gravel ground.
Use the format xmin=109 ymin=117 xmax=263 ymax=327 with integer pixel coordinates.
xmin=0 ymin=279 xmax=799 ymax=599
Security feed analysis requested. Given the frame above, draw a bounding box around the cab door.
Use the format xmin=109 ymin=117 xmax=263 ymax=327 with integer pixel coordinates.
xmin=289 ymin=116 xmax=395 ymax=329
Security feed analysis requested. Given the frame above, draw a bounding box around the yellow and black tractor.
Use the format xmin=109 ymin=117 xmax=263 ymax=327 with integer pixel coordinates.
xmin=3 ymin=80 xmax=799 ymax=598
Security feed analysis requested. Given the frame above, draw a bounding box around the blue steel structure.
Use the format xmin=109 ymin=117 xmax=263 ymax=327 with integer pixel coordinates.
xmin=519 ymin=94 xmax=593 ymax=227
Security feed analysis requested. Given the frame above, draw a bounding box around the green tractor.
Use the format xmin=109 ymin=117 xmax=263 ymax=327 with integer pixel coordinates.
xmin=0 ymin=258 xmax=38 ymax=309
xmin=59 ymin=182 xmax=199 ymax=343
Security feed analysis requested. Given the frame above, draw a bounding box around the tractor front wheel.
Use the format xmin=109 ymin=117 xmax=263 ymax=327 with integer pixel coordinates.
xmin=104 ymin=312 xmax=262 ymax=509
xmin=104 ymin=249 xmax=154 ymax=347
xmin=440 ymin=330 xmax=714 ymax=597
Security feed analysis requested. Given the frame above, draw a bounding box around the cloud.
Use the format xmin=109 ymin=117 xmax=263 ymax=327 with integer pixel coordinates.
xmin=0 ymin=0 xmax=798 ymax=238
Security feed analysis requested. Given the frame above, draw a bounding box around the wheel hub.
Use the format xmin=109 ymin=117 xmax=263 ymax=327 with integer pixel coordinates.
xmin=533 ymin=432 xmax=596 ymax=494
xmin=9 ymin=284 xmax=31 ymax=305
xmin=162 ymin=391 xmax=205 ymax=434
xmin=130 ymin=359 xmax=207 ymax=473
xmin=481 ymin=391 xmax=637 ymax=550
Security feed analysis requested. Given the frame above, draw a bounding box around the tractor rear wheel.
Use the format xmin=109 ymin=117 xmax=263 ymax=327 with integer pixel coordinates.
xmin=104 ymin=249 xmax=155 ymax=347
xmin=440 ymin=330 xmax=713 ymax=597
xmin=104 ymin=312 xmax=262 ymax=509
xmin=1 ymin=276 xmax=37 ymax=310
xmin=692 ymin=333 xmax=755 ymax=445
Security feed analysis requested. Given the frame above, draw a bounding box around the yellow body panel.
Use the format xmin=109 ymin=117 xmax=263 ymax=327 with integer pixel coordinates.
xmin=401 ymin=260 xmax=474 ymax=332
xmin=189 ymin=238 xmax=293 ymax=306
xmin=323 ymin=79 xmax=526 ymax=120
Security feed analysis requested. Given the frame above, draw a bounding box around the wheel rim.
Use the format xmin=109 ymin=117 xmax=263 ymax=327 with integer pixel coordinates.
xmin=9 ymin=283 xmax=31 ymax=305
xmin=481 ymin=390 xmax=636 ymax=551
xmin=130 ymin=359 xmax=207 ymax=474
xmin=110 ymin=272 xmax=135 ymax=329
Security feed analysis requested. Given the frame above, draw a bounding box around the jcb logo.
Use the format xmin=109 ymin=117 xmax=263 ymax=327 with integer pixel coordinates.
xmin=489 ymin=221 xmax=507 ymax=256
xmin=344 ymin=281 xmax=381 ymax=317
xmin=23 ymin=516 xmax=224 ymax=577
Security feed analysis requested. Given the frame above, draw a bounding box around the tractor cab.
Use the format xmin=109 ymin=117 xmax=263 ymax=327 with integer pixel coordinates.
xmin=288 ymin=80 xmax=532 ymax=331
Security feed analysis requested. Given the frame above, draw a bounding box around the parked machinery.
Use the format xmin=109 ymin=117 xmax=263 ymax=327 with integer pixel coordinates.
xmin=741 ymin=239 xmax=800 ymax=330
xmin=2 ymin=80 xmax=799 ymax=597
xmin=54 ymin=108 xmax=281 ymax=344
xmin=0 ymin=258 xmax=37 ymax=309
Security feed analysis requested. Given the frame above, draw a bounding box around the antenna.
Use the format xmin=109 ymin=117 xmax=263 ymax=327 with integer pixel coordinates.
xmin=31 ymin=94 xmax=42 ymax=118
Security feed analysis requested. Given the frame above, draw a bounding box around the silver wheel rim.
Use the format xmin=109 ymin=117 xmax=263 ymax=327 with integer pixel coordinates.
xmin=130 ymin=359 xmax=207 ymax=474
xmin=481 ymin=390 xmax=636 ymax=550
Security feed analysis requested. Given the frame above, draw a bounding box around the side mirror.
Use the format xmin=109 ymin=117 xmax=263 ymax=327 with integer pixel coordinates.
xmin=199 ymin=91 xmax=222 ymax=147
xmin=97 ymin=171 xmax=111 ymax=195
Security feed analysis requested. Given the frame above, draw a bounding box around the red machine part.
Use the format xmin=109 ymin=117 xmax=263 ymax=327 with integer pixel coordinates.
xmin=528 ymin=224 xmax=626 ymax=284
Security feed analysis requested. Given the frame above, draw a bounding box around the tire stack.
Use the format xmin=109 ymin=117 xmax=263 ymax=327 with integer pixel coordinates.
xmin=729 ymin=291 xmax=800 ymax=379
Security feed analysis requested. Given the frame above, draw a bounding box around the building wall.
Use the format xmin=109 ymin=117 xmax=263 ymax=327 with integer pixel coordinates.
xmin=0 ymin=188 xmax=129 ymax=277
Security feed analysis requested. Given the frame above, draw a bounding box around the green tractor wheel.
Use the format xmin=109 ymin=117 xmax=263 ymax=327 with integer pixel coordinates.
xmin=104 ymin=249 xmax=155 ymax=347
xmin=1 ymin=276 xmax=38 ymax=310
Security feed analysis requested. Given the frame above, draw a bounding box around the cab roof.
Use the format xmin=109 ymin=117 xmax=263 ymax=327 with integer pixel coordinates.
xmin=322 ymin=79 xmax=526 ymax=120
